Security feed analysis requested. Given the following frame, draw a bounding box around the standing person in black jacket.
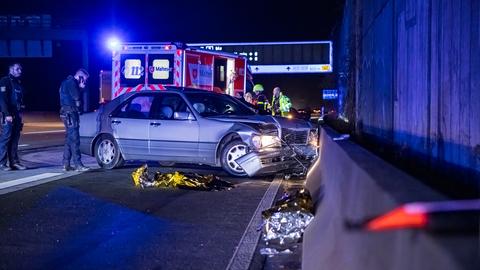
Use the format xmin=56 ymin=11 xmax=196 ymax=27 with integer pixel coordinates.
xmin=0 ymin=63 xmax=27 ymax=171
xmin=59 ymin=68 xmax=90 ymax=172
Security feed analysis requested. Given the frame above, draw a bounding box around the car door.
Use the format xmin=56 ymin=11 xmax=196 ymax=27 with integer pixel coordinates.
xmin=149 ymin=93 xmax=200 ymax=162
xmin=110 ymin=94 xmax=154 ymax=159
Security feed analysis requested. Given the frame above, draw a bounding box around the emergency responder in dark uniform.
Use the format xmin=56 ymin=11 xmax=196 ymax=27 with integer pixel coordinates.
xmin=252 ymin=84 xmax=269 ymax=115
xmin=59 ymin=68 xmax=90 ymax=172
xmin=0 ymin=63 xmax=27 ymax=171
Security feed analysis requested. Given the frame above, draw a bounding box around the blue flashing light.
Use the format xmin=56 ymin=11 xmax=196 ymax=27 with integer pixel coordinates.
xmin=106 ymin=37 xmax=121 ymax=51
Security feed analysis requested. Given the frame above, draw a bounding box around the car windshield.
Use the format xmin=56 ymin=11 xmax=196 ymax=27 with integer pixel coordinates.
xmin=184 ymin=92 xmax=256 ymax=117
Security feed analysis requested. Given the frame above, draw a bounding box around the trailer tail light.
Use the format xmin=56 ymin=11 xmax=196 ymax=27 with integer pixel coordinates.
xmin=366 ymin=206 xmax=428 ymax=231
xmin=364 ymin=200 xmax=480 ymax=232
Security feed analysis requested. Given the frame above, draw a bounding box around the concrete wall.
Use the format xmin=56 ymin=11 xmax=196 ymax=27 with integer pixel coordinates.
xmin=302 ymin=126 xmax=479 ymax=270
xmin=337 ymin=0 xmax=480 ymax=196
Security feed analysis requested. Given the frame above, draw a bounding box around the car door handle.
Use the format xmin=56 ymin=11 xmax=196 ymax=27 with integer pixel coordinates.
xmin=150 ymin=122 xmax=161 ymax=127
xmin=111 ymin=120 xmax=122 ymax=125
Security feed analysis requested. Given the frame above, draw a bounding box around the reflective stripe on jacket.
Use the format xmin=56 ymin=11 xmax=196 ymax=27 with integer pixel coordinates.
xmin=272 ymin=94 xmax=291 ymax=116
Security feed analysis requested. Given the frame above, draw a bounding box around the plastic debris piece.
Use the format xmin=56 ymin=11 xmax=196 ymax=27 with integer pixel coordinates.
xmin=131 ymin=164 xmax=234 ymax=191
xmin=260 ymin=248 xmax=293 ymax=255
xmin=260 ymin=188 xmax=314 ymax=253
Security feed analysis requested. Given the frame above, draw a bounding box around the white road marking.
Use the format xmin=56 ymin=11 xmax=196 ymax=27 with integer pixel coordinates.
xmin=0 ymin=173 xmax=63 ymax=189
xmin=18 ymin=144 xmax=30 ymax=147
xmin=226 ymin=176 xmax=283 ymax=270
xmin=23 ymin=130 xmax=64 ymax=135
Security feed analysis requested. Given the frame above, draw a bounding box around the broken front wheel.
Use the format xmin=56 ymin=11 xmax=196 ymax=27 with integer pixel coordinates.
xmin=221 ymin=140 xmax=248 ymax=177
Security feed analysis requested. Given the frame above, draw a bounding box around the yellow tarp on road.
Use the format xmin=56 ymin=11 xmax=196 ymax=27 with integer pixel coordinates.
xmin=132 ymin=164 xmax=234 ymax=191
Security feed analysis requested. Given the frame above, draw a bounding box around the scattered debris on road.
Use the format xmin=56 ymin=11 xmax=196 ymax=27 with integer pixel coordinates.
xmin=260 ymin=188 xmax=314 ymax=255
xmin=131 ymin=164 xmax=234 ymax=191
xmin=131 ymin=165 xmax=151 ymax=187
xmin=259 ymin=248 xmax=294 ymax=255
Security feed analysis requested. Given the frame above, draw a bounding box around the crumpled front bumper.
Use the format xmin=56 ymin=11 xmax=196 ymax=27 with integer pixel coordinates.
xmin=235 ymin=146 xmax=317 ymax=177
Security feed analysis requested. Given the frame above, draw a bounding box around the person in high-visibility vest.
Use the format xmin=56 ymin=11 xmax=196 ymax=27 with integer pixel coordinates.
xmin=252 ymin=84 xmax=269 ymax=114
xmin=271 ymin=87 xmax=292 ymax=117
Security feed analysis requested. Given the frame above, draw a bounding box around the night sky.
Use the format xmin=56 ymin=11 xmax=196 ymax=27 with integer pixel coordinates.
xmin=2 ymin=0 xmax=344 ymax=110
xmin=4 ymin=0 xmax=343 ymax=40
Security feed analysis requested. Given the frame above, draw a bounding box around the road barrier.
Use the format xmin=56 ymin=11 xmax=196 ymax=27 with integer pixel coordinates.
xmin=302 ymin=127 xmax=478 ymax=270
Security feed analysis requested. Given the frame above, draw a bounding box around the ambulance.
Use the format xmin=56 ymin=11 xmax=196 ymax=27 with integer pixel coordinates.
xmin=100 ymin=42 xmax=250 ymax=102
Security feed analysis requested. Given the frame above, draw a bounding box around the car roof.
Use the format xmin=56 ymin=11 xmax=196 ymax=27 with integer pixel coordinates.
xmin=117 ymin=87 xmax=227 ymax=101
xmin=164 ymin=86 xmax=223 ymax=94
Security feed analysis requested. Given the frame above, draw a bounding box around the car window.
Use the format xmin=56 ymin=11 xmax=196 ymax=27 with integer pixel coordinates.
xmin=236 ymin=97 xmax=257 ymax=111
xmin=184 ymin=92 xmax=256 ymax=117
xmin=113 ymin=95 xmax=154 ymax=119
xmin=151 ymin=93 xmax=190 ymax=120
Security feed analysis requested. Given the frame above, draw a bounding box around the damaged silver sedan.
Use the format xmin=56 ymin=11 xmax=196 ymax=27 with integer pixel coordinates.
xmin=79 ymin=87 xmax=317 ymax=177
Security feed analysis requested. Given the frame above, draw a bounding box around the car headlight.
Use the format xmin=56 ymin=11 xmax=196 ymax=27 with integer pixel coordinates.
xmin=252 ymin=135 xmax=281 ymax=149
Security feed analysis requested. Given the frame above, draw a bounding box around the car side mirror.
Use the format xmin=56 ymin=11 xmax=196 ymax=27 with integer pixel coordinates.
xmin=174 ymin=112 xmax=195 ymax=120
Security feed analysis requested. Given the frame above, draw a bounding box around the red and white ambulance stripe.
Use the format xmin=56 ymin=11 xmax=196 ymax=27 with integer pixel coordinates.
xmin=148 ymin=84 xmax=166 ymax=90
xmin=112 ymin=51 xmax=121 ymax=98
xmin=114 ymin=84 xmax=144 ymax=97
xmin=174 ymin=49 xmax=182 ymax=87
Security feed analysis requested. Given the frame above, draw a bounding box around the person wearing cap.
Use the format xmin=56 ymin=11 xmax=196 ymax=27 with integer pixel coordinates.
xmin=59 ymin=68 xmax=90 ymax=172
xmin=252 ymin=84 xmax=269 ymax=114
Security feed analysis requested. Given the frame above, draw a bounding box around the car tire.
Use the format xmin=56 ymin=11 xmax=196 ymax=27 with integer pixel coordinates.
xmin=221 ymin=140 xmax=248 ymax=177
xmin=94 ymin=134 xmax=124 ymax=169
